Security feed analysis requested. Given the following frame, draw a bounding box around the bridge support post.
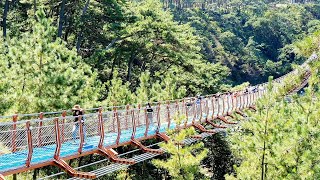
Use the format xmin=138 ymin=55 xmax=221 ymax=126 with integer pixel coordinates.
xmin=53 ymin=159 xmax=96 ymax=179
xmin=157 ymin=133 xmax=170 ymax=142
xmin=131 ymin=139 xmax=163 ymax=154
xmin=37 ymin=113 xmax=43 ymax=147
xmin=53 ymin=118 xmax=96 ymax=179
xmin=98 ymin=107 xmax=104 ymax=149
xmin=98 ymin=148 xmax=135 ymax=164
xmin=249 ymin=105 xmax=257 ymax=111
xmin=210 ymin=96 xmax=216 ymax=120
xmin=97 ymin=107 xmax=135 ymax=164
xmin=226 ymin=112 xmax=235 ymax=119
xmin=217 ymin=116 xmax=237 ymax=125
xmin=206 ymin=119 xmax=227 ymax=128
xmin=114 ymin=107 xmax=121 ymax=145
xmin=12 ymin=114 xmax=18 ymax=153
xmin=184 ymin=98 xmax=189 ymax=128
xmin=236 ymin=110 xmax=246 ymax=117
xmin=26 ymin=121 xmax=33 ymax=167
xmin=166 ymin=101 xmax=171 ymax=129
xmin=192 ymin=123 xmax=216 ymax=133
xmin=155 ymin=103 xmax=161 ymax=133
xmin=144 ymin=107 xmax=149 ymax=137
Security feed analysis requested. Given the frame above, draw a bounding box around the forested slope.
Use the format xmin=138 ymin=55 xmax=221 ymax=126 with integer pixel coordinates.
xmin=1 ymin=0 xmax=320 ymax=179
xmin=1 ymin=0 xmax=319 ymax=115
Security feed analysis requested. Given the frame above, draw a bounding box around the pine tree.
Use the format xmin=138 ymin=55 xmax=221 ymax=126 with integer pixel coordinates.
xmin=0 ymin=10 xmax=102 ymax=116
xmin=152 ymin=126 xmax=209 ymax=180
xmin=225 ymin=32 xmax=320 ymax=179
xmin=102 ymin=70 xmax=135 ymax=107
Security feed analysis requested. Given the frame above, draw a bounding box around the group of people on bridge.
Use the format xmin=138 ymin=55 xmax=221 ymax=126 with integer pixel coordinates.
xmin=70 ymin=86 xmax=261 ymax=144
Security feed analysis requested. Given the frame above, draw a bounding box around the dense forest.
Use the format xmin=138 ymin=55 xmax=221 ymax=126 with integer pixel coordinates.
xmin=1 ymin=0 xmax=320 ymax=179
xmin=1 ymin=0 xmax=320 ymax=115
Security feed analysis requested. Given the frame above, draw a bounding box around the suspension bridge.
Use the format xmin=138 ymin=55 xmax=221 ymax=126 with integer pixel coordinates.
xmin=0 ymin=54 xmax=317 ymax=180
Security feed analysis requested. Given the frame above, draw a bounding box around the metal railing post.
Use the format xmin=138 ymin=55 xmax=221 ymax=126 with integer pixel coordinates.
xmin=115 ymin=107 xmax=121 ymax=145
xmin=205 ymin=97 xmax=209 ymax=122
xmin=61 ymin=111 xmax=67 ymax=143
xmin=26 ymin=121 xmax=33 ymax=167
xmin=156 ymin=103 xmax=161 ymax=133
xmin=144 ymin=107 xmax=149 ymax=137
xmin=222 ymin=95 xmax=226 ymax=115
xmin=125 ymin=105 xmax=130 ymax=130
xmin=54 ymin=118 xmax=61 ymax=159
xmin=166 ymin=101 xmax=171 ymax=129
xmin=98 ymin=107 xmax=104 ymax=149
xmin=137 ymin=104 xmax=141 ymax=127
xmin=192 ymin=98 xmax=197 ymax=124
xmin=12 ymin=114 xmax=18 ymax=152
xmin=211 ymin=96 xmax=215 ymax=120
xmin=217 ymin=95 xmax=221 ymax=117
xmin=184 ymin=98 xmax=188 ymax=128
xmin=37 ymin=112 xmax=43 ymax=147
xmin=131 ymin=109 xmax=136 ymax=140
xmin=78 ymin=115 xmax=84 ymax=154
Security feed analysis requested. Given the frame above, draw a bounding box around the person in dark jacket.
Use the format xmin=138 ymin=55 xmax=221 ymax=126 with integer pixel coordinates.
xmin=72 ymin=105 xmax=86 ymax=144
xmin=195 ymin=95 xmax=202 ymax=119
xmin=146 ymin=103 xmax=154 ymax=126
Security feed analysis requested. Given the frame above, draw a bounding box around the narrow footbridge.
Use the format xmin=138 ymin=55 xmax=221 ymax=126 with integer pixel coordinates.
xmin=0 ymin=55 xmax=316 ymax=180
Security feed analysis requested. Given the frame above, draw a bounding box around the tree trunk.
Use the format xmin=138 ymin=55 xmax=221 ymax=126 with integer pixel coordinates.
xmin=76 ymin=0 xmax=90 ymax=52
xmin=88 ymin=154 xmax=93 ymax=163
xmin=127 ymin=52 xmax=136 ymax=81
xmin=109 ymin=54 xmax=117 ymax=80
xmin=57 ymin=0 xmax=66 ymax=38
xmin=33 ymin=0 xmax=37 ymax=16
xmin=261 ymin=105 xmax=270 ymax=180
xmin=64 ymin=24 xmax=70 ymax=42
xmin=32 ymin=169 xmax=38 ymax=180
xmin=3 ymin=0 xmax=9 ymax=38
xmin=38 ymin=54 xmax=43 ymax=97
xmin=78 ymin=156 xmax=83 ymax=167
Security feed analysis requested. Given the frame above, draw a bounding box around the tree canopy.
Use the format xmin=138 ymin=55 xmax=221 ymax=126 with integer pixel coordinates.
xmin=0 ymin=0 xmax=320 ymax=179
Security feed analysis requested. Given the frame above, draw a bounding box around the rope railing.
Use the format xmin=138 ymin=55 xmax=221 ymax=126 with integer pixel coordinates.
xmin=0 ymin=54 xmax=316 ymax=178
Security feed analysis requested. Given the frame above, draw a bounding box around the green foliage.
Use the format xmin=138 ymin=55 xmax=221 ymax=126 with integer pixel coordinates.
xmin=202 ymin=134 xmax=237 ymax=180
xmin=0 ymin=10 xmax=102 ymax=115
xmin=102 ymin=70 xmax=135 ymax=106
xmin=86 ymin=0 xmax=228 ymax=96
xmin=307 ymin=20 xmax=320 ymax=34
xmin=226 ymin=35 xmax=320 ymax=179
xmin=153 ymin=127 xmax=209 ymax=180
xmin=1 ymin=1 xmax=320 ymax=179
xmin=230 ymin=82 xmax=250 ymax=92
xmin=295 ymin=30 xmax=320 ymax=57
xmin=173 ymin=2 xmax=320 ymax=85
xmin=116 ymin=170 xmax=132 ymax=180
xmin=136 ymin=71 xmax=187 ymax=103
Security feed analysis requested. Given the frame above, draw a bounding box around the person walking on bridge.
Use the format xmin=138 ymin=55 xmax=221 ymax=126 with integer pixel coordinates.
xmin=72 ymin=105 xmax=87 ymax=144
xmin=146 ymin=103 xmax=154 ymax=126
xmin=195 ymin=95 xmax=202 ymax=119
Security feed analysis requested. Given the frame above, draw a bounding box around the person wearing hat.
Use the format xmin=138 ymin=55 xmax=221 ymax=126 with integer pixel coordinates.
xmin=72 ymin=105 xmax=86 ymax=144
